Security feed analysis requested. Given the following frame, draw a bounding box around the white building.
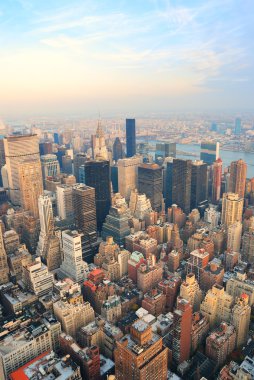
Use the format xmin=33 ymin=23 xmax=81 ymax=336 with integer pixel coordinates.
xmin=36 ymin=194 xmax=54 ymax=257
xmin=56 ymin=184 xmax=74 ymax=220
xmin=22 ymin=256 xmax=54 ymax=296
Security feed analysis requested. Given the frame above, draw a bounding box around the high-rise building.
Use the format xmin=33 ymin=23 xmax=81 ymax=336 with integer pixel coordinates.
xmin=101 ymin=203 xmax=131 ymax=246
xmin=72 ymin=184 xmax=97 ymax=263
xmin=44 ymin=234 xmax=62 ymax=271
xmin=204 ymin=206 xmax=220 ymax=229
xmin=4 ymin=134 xmax=40 ymax=205
xmin=138 ymin=163 xmax=163 ymax=211
xmin=206 ymin=322 xmax=236 ymax=368
xmin=23 ymin=256 xmax=54 ymax=296
xmin=172 ymin=297 xmax=192 ymax=364
xmin=200 ymin=141 xmax=219 ymax=165
xmin=229 ymin=159 xmax=247 ymax=198
xmin=73 ymin=153 xmax=87 ymax=182
xmin=212 ymin=158 xmax=222 ymax=203
xmin=115 ymin=319 xmax=168 ymax=380
xmin=0 ymin=226 xmax=9 ymax=285
xmin=165 ymin=159 xmax=192 ymax=214
xmin=39 ymin=140 xmax=52 ymax=155
xmin=126 ymin=118 xmax=136 ymax=158
xmin=231 ymin=293 xmax=251 ymax=348
xmin=227 ymin=221 xmax=242 ymax=252
xmin=226 ymin=272 xmax=254 ymax=306
xmin=56 ymin=184 xmax=74 ymax=220
xmin=180 ymin=273 xmax=203 ymax=312
xmin=242 ymin=228 xmax=254 ymax=264
xmin=118 ymin=156 xmax=142 ymax=200
xmin=79 ymin=159 xmax=111 ymax=231
xmin=18 ymin=159 xmax=43 ymax=218
xmin=200 ymin=284 xmax=233 ymax=329
xmin=113 ymin=137 xmax=123 ymax=161
xmin=40 ymin=154 xmax=60 ymax=182
xmin=221 ymin=193 xmax=244 ymax=227
xmin=36 ymin=194 xmax=54 ymax=257
xmin=60 ymin=230 xmax=88 ymax=283
xmin=91 ymin=121 xmax=108 ymax=160
xmin=62 ymin=154 xmax=73 ymax=174
xmin=190 ymin=160 xmax=208 ymax=210
xmin=155 ymin=142 xmax=176 ymax=162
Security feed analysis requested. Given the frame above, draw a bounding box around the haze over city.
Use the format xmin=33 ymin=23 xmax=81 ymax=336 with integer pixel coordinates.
xmin=1 ymin=0 xmax=254 ymax=117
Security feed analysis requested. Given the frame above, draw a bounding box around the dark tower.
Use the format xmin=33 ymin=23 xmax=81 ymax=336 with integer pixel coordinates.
xmin=126 ymin=118 xmax=136 ymax=158
xmin=166 ymin=159 xmax=192 ymax=214
xmin=113 ymin=137 xmax=123 ymax=161
xmin=138 ymin=163 xmax=163 ymax=211
xmin=79 ymin=159 xmax=111 ymax=231
xmin=191 ymin=161 xmax=208 ymax=211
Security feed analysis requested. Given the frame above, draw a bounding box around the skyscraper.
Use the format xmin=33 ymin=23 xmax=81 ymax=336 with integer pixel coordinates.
xmin=221 ymin=193 xmax=244 ymax=227
xmin=72 ymin=184 xmax=97 ymax=263
xmin=212 ymin=158 xmax=222 ymax=203
xmin=138 ymin=163 xmax=163 ymax=211
xmin=113 ymin=137 xmax=123 ymax=161
xmin=0 ymin=226 xmax=9 ymax=285
xmin=155 ymin=142 xmax=176 ymax=162
xmin=118 ymin=156 xmax=142 ymax=200
xmin=172 ymin=297 xmax=192 ymax=364
xmin=115 ymin=319 xmax=168 ymax=380
xmin=126 ymin=118 xmax=136 ymax=158
xmin=73 ymin=152 xmax=87 ymax=181
xmin=4 ymin=134 xmax=40 ymax=205
xmin=229 ymin=159 xmax=247 ymax=199
xmin=165 ymin=159 xmax=192 ymax=214
xmin=190 ymin=160 xmax=208 ymax=210
xmin=231 ymin=294 xmax=251 ymax=348
xmin=18 ymin=159 xmax=43 ymax=218
xmin=79 ymin=159 xmax=111 ymax=231
xmin=235 ymin=117 xmax=242 ymax=135
xmin=91 ymin=121 xmax=108 ymax=160
xmin=227 ymin=221 xmax=242 ymax=252
xmin=36 ymin=194 xmax=54 ymax=257
xmin=40 ymin=154 xmax=60 ymax=181
xmin=200 ymin=141 xmax=219 ymax=165
xmin=56 ymin=184 xmax=74 ymax=220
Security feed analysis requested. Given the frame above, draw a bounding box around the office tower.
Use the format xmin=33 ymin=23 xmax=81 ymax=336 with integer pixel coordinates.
xmin=204 ymin=206 xmax=220 ymax=229
xmin=101 ymin=203 xmax=131 ymax=246
xmin=155 ymin=142 xmax=176 ymax=162
xmin=118 ymin=156 xmax=142 ymax=200
xmin=191 ymin=312 xmax=210 ymax=354
xmin=79 ymin=159 xmax=111 ymax=230
xmin=44 ymin=234 xmax=62 ymax=271
xmin=231 ymin=293 xmax=251 ymax=348
xmin=206 ymin=323 xmax=236 ymax=368
xmin=212 ymin=158 xmax=222 ymax=203
xmin=200 ymin=284 xmax=233 ymax=329
xmin=126 ymin=118 xmax=136 ymax=158
xmin=221 ymin=193 xmax=244 ymax=227
xmin=56 ymin=184 xmax=74 ymax=220
xmin=115 ymin=319 xmax=168 ymax=380
xmin=22 ymin=214 xmax=40 ymax=254
xmin=129 ymin=189 xmax=152 ymax=220
xmin=172 ymin=297 xmax=192 ymax=364
xmin=91 ymin=121 xmax=108 ymax=160
xmin=165 ymin=159 xmax=192 ymax=214
xmin=39 ymin=140 xmax=52 ymax=155
xmin=23 ymin=257 xmax=54 ymax=296
xmin=54 ymin=299 xmax=95 ymax=339
xmin=54 ymin=132 xmax=59 ymax=144
xmin=56 ymin=146 xmax=67 ymax=169
xmin=0 ymin=138 xmax=5 ymax=186
xmin=200 ymin=141 xmax=219 ymax=165
xmin=72 ymin=184 xmax=97 ymax=263
xmin=0 ymin=226 xmax=9 ymax=284
xmin=4 ymin=134 xmax=40 ymax=205
xmin=180 ymin=273 xmax=202 ymax=312
xmin=60 ymin=230 xmax=88 ymax=283
xmin=62 ymin=154 xmax=73 ymax=174
xmin=190 ymin=160 xmax=208 ymax=210
xmin=41 ymin=154 xmax=60 ymax=181
xmin=113 ymin=137 xmax=123 ymax=161
xmin=111 ymin=164 xmax=118 ymax=193
xmin=226 ymin=272 xmax=254 ymax=306
xmin=18 ymin=159 xmax=43 ymax=218
xmin=187 ymin=249 xmax=209 ymax=283
xmin=227 ymin=221 xmax=242 ymax=252
xmin=242 ymin=228 xmax=254 ymax=263
xmin=138 ymin=163 xmax=163 ymax=211
xmin=229 ymin=159 xmax=247 ymax=198
xmin=235 ymin=117 xmax=242 ymax=135
xmin=36 ymin=194 xmax=54 ymax=257
xmin=73 ymin=152 xmax=87 ymax=181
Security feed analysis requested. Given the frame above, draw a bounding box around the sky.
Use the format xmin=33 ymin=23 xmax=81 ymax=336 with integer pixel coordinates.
xmin=0 ymin=0 xmax=254 ymax=117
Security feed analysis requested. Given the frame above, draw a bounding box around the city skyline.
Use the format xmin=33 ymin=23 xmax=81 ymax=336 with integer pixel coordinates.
xmin=1 ymin=0 xmax=254 ymax=117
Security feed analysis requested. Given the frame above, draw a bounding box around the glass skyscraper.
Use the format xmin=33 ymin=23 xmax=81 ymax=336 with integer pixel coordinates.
xmin=126 ymin=118 xmax=136 ymax=158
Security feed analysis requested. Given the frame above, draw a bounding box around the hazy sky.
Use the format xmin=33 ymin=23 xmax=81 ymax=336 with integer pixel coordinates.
xmin=0 ymin=0 xmax=253 ymax=117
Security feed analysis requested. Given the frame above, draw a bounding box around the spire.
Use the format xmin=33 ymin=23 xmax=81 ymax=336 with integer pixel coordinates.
xmin=96 ymin=120 xmax=104 ymax=138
